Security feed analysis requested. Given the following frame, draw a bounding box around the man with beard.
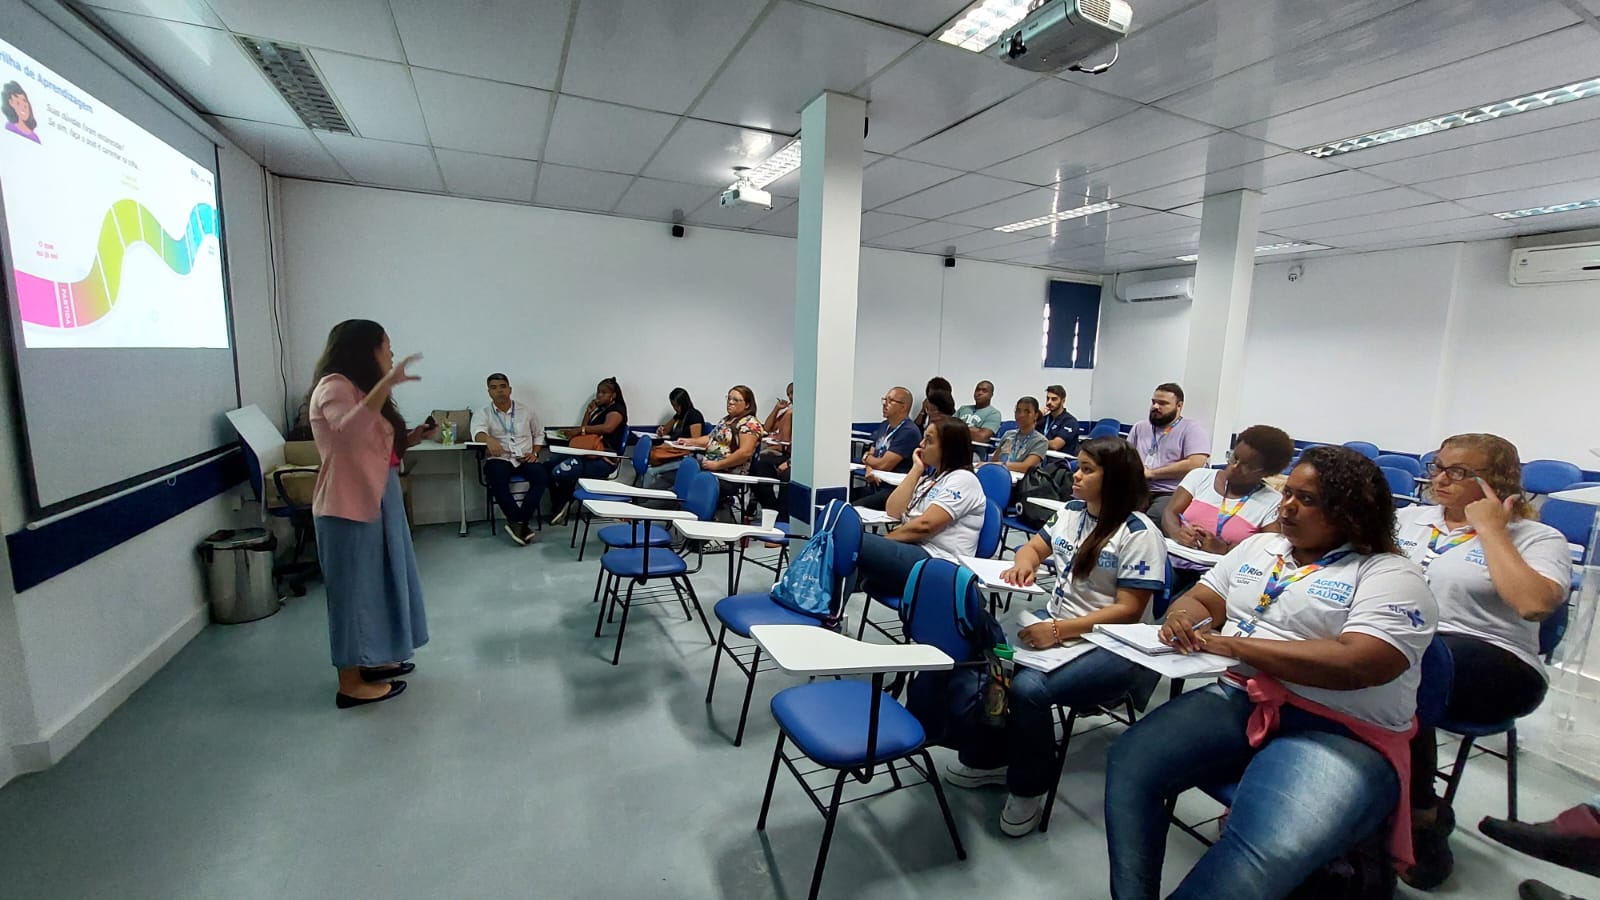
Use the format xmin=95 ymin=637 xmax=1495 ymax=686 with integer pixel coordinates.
xmin=1125 ymin=382 xmax=1209 ymax=522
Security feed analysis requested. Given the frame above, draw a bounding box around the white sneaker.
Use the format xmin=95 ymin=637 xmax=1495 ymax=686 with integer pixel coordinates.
xmin=550 ymin=505 xmax=569 ymax=526
xmin=945 ymin=762 xmax=1007 ymax=789
xmin=1000 ymin=793 xmax=1044 ymax=837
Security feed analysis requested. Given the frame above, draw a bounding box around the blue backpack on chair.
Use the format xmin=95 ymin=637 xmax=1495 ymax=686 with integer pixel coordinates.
xmin=770 ymin=501 xmax=853 ymax=626
xmin=897 ymin=559 xmax=1008 ymax=746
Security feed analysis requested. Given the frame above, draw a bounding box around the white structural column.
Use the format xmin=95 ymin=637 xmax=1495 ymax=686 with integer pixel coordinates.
xmin=1182 ymin=189 xmax=1261 ymax=459
xmin=788 ymin=91 xmax=865 ymax=532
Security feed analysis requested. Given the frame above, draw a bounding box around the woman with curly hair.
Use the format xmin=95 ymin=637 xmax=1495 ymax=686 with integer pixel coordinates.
xmin=1397 ymin=433 xmax=1571 ymax=890
xmin=1104 ymin=446 xmax=1438 ymax=899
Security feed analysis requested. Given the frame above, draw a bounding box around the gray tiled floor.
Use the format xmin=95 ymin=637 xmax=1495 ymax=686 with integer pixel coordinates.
xmin=1 ymin=524 xmax=1596 ymax=899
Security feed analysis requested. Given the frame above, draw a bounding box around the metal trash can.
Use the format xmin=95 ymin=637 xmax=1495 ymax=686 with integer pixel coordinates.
xmin=198 ymin=528 xmax=280 ymax=624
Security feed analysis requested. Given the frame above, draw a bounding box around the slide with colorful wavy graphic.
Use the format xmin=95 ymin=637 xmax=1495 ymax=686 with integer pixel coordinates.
xmin=0 ymin=36 xmax=227 ymax=349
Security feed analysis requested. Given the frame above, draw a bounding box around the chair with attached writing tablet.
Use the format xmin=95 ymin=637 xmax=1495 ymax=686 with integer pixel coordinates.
xmin=856 ymin=501 xmax=1001 ymax=644
xmin=1540 ymin=494 xmax=1592 ymax=592
xmin=976 ymin=462 xmax=1013 ymax=512
xmin=592 ymin=472 xmax=718 ymax=666
xmin=569 ymin=432 xmax=634 ymax=561
xmin=1343 ymin=440 xmax=1381 ymax=460
xmin=1375 ymin=454 xmax=1423 ymax=477
xmin=1382 ymin=465 xmax=1418 ymax=508
xmin=475 ymin=448 xmax=538 ymax=537
xmin=1088 ymin=419 xmax=1122 ymax=440
xmin=706 ymin=502 xmax=859 ymax=747
xmin=228 ymin=405 xmax=321 ymax=596
xmin=1522 ymin=459 xmax=1583 ymax=501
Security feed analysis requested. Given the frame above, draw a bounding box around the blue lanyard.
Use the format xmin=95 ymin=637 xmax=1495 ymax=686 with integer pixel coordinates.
xmin=491 ymin=402 xmax=515 ymax=435
xmin=1004 ymin=431 xmax=1035 ymax=462
xmin=875 ymin=420 xmax=905 ymax=455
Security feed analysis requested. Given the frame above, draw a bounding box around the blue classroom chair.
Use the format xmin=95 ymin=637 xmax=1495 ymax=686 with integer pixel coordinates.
xmin=1381 ymin=466 xmax=1417 ymax=507
xmin=1375 ymin=454 xmax=1422 ymax=477
xmin=1523 ymin=460 xmax=1582 ymax=498
xmin=857 ymin=501 xmax=1001 ymax=643
xmin=1343 ymin=440 xmax=1380 ymax=459
xmin=1088 ymin=419 xmax=1121 ymax=439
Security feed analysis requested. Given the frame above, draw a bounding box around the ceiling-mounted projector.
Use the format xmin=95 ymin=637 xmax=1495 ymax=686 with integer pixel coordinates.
xmin=995 ymin=0 xmax=1132 ymax=73
xmin=720 ymin=166 xmax=773 ymax=210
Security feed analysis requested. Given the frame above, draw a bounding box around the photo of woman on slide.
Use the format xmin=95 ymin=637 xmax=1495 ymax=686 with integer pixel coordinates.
xmin=3 ymin=82 xmax=40 ymax=144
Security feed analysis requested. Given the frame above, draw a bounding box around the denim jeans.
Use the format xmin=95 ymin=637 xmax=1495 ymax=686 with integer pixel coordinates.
xmin=958 ymin=647 xmax=1157 ymax=797
xmin=854 ymin=531 xmax=931 ymax=598
xmin=641 ymin=459 xmax=683 ymax=492
xmin=543 ymin=456 xmax=615 ymax=511
xmin=483 ymin=458 xmax=549 ymax=524
xmin=1105 ymin=683 xmax=1397 ymax=900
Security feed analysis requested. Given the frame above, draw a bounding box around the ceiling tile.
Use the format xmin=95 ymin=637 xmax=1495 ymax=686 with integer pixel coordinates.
xmin=860 ymin=211 xmax=925 ymax=240
xmin=563 ymin=0 xmax=768 ymax=114
xmin=1057 ymin=0 xmax=1415 ymax=104
xmin=1259 ymin=170 xmax=1395 ymax=211
xmin=1413 ymin=149 xmax=1600 ymax=203
xmin=921 ymin=229 xmax=1036 ymax=256
xmin=985 ymin=108 xmax=1218 ymax=187
xmin=870 ymin=220 xmax=980 ymax=250
xmin=943 ymin=188 xmax=1092 ymax=230
xmin=754 ymin=202 xmax=799 ymax=237
xmin=1325 ymin=215 xmax=1515 ymax=248
xmin=1239 ymin=24 xmax=1600 ymax=150
xmin=878 ymin=173 xmax=1033 ymax=219
xmin=967 ymin=236 xmax=1051 ymax=261
xmin=807 ymin=0 xmax=970 ymax=33
xmin=543 ymin=96 xmax=678 ymax=175
xmin=862 ymin=157 xmax=963 ymax=210
xmin=434 ymin=149 xmax=536 ymax=202
xmin=614 ymin=177 xmax=718 ymax=223
xmin=688 ymin=197 xmax=796 ymax=229
xmin=1050 ymin=210 xmax=1200 ymax=249
xmin=1043 ymin=131 xmax=1282 ymax=202
xmin=1116 ymin=150 xmax=1346 ymax=210
xmin=1358 ymin=116 xmax=1600 ymax=187
xmin=1332 ymin=91 xmax=1600 ymax=171
xmin=692 ymin=1 xmax=918 ymax=133
xmin=315 ymin=134 xmax=444 ymax=192
xmin=411 ymin=68 xmax=549 ymax=159
xmin=202 ymin=0 xmax=406 ymax=60
xmin=389 ymin=0 xmax=568 ymax=89
xmin=1255 ymin=187 xmax=1442 ymax=231
xmin=642 ymin=119 xmax=793 ymax=189
xmin=81 ymin=0 xmax=225 ymax=27
xmin=1453 ymin=177 xmax=1600 ymax=215
xmin=857 ymin=41 xmax=1040 ymax=154
xmin=85 ymin=11 xmax=301 ymax=126
xmin=899 ymin=79 xmax=1137 ymax=170
xmin=308 ymin=51 xmax=429 ymax=144
xmin=212 ymin=116 xmax=349 ymax=180
xmin=1271 ymin=201 xmax=1479 ymax=241
xmin=1156 ymin=0 xmax=1579 ymax=129
xmin=534 ymin=164 xmax=635 ymax=213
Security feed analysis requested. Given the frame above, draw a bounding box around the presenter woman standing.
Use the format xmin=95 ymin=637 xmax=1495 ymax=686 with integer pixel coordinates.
xmin=308 ymin=319 xmax=434 ymax=708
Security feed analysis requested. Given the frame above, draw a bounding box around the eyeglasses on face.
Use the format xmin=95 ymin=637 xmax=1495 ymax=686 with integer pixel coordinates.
xmin=1426 ymin=461 xmax=1482 ymax=483
xmin=1226 ymin=450 xmax=1262 ymax=472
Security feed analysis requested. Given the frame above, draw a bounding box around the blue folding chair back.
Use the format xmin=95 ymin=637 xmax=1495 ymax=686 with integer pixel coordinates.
xmin=685 ymin=471 xmax=719 ymax=520
xmin=976 ymin=500 xmax=1002 ymax=559
xmin=976 ymin=464 xmax=1012 ymax=511
xmin=898 ymin=559 xmax=992 ymax=662
xmin=1541 ymin=497 xmax=1594 ymax=548
xmin=673 ymin=455 xmax=702 ymax=501
xmin=1375 ymin=454 xmax=1422 ymax=476
xmin=1088 ymin=419 xmax=1121 ymax=439
xmin=1417 ymin=635 xmax=1453 ymax=728
xmin=1381 ymin=466 xmax=1417 ymax=506
xmin=631 ymin=434 xmax=653 ymax=484
xmin=1343 ymin=440 xmax=1380 ymax=459
xmin=1522 ymin=459 xmax=1581 ymax=496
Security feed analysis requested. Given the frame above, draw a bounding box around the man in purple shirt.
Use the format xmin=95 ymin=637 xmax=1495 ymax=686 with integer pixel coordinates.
xmin=1124 ymin=382 xmax=1210 ymax=522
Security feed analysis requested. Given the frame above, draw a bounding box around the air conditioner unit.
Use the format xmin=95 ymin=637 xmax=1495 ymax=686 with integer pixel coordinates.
xmin=1509 ymin=241 xmax=1600 ymax=285
xmin=1114 ymin=276 xmax=1193 ymax=303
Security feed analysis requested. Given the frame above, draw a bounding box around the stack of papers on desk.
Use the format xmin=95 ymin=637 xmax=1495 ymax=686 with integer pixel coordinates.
xmin=1010 ymin=610 xmax=1096 ymax=673
xmin=1092 ymin=623 xmax=1175 ymax=655
xmin=1165 ymin=538 xmax=1225 ymax=567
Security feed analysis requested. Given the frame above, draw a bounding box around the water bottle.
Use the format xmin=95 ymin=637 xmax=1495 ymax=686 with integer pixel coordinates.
xmin=441 ymin=420 xmax=454 ymax=444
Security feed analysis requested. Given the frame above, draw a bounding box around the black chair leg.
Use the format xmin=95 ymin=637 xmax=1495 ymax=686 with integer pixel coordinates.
xmin=593 ymin=575 xmax=615 ymax=637
xmin=1441 ymin=735 xmax=1477 ymax=808
xmin=610 ymin=581 xmax=635 ymax=666
xmin=757 ymin=732 xmax=787 ymax=830
xmin=592 ymin=567 xmax=607 ymax=604
xmin=1506 ymin=726 xmax=1519 ymax=821
xmin=1040 ymin=709 xmax=1080 ymax=833
xmin=922 ymin=749 xmax=967 ymax=860
xmin=682 ymin=578 xmax=713 ymax=643
xmin=577 ymin=515 xmax=592 ymax=561
xmin=806 ymin=771 xmax=851 ymax=900
xmin=706 ymin=626 xmax=728 ymax=703
xmin=734 ymin=645 xmax=762 ymax=747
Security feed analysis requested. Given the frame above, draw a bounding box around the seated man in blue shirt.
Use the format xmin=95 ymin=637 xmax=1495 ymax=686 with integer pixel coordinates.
xmin=1041 ymin=384 xmax=1080 ymax=460
xmin=851 ymin=385 xmax=922 ymax=509
xmin=955 ymin=380 xmax=1003 ymax=446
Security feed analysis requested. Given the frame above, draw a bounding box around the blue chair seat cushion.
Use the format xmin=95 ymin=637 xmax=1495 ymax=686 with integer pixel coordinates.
xmin=771 ymin=680 xmax=926 ymax=768
xmin=600 ymin=547 xmax=688 ymax=577
xmin=1438 ymin=717 xmax=1515 ymax=739
xmin=598 ymin=522 xmax=672 ymax=548
xmin=1002 ymin=515 xmax=1038 ymax=534
xmin=714 ymin=593 xmax=826 ymax=637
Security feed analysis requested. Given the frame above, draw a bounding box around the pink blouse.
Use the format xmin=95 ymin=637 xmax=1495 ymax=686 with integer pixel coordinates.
xmin=309 ymin=374 xmax=395 ymax=522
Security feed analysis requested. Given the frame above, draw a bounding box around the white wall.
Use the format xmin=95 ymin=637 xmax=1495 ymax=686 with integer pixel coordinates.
xmin=276 ymin=180 xmax=1095 ymax=521
xmin=1095 ymin=242 xmax=1600 ymax=464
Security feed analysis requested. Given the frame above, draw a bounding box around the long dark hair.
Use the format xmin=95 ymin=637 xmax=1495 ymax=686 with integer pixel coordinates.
xmin=309 ymin=319 xmax=406 ymax=457
xmin=1072 ymin=436 xmax=1149 ymax=581
xmin=596 ymin=377 xmax=627 ymax=419
xmin=668 ymin=387 xmax=693 ymax=416
xmin=3 ymin=83 xmax=35 ymax=129
xmin=1294 ymin=446 xmax=1400 ymax=555
xmin=929 ymin=419 xmax=973 ymax=473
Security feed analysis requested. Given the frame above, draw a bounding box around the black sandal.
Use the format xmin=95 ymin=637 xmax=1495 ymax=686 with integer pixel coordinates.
xmin=360 ymin=662 xmax=416 ymax=682
xmin=335 ymin=680 xmax=407 ymax=709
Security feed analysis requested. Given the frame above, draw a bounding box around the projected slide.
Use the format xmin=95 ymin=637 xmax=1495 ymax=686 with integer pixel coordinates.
xmin=0 ymin=38 xmax=228 ymax=349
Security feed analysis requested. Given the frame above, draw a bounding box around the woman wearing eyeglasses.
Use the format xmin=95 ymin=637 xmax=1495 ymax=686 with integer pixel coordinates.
xmin=1397 ymin=434 xmax=1572 ymax=890
xmin=1105 ymin=447 xmax=1437 ymax=900
xmin=1161 ymin=425 xmax=1296 ymax=593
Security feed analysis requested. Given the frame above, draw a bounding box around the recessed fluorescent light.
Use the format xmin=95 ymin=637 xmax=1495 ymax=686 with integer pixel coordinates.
xmin=742 ymin=139 xmax=801 ymax=189
xmin=1493 ymin=198 xmax=1600 ymax=220
xmin=1301 ymin=76 xmax=1600 ymax=159
xmin=995 ymin=201 xmax=1120 ymax=233
xmin=1174 ymin=241 xmax=1329 ymax=262
xmin=936 ymin=0 xmax=1033 ymax=52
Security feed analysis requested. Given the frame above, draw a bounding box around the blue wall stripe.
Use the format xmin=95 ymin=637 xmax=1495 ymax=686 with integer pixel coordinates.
xmin=6 ymin=450 xmax=248 ymax=593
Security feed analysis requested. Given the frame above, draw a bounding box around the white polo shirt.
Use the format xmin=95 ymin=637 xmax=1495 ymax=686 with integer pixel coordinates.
xmin=903 ymin=469 xmax=986 ymax=562
xmin=1200 ymin=534 xmax=1437 ymax=731
xmin=470 ymin=401 xmax=542 ymax=461
xmin=1039 ymin=501 xmax=1168 ymax=620
xmin=1395 ymin=505 xmax=1571 ymax=675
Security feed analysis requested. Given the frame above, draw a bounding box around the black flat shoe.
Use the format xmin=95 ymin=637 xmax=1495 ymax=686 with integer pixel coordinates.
xmin=360 ymin=662 xmax=416 ymax=682
xmin=336 ymin=680 xmax=406 ymax=709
